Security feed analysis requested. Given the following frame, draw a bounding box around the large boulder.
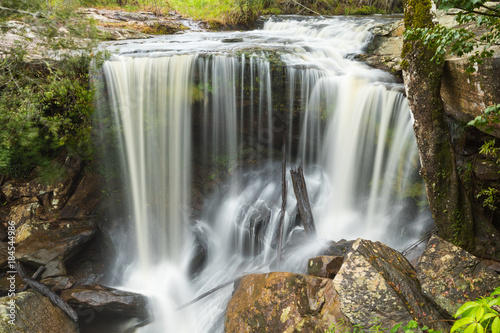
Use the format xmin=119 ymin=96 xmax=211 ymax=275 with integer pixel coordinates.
xmin=61 ymin=284 xmax=149 ymax=319
xmin=416 ymin=235 xmax=500 ymax=317
xmin=333 ymin=238 xmax=450 ymax=332
xmin=0 ymin=291 xmax=79 ymax=332
xmin=15 ymin=220 xmax=96 ymax=267
xmin=225 ymin=272 xmax=349 ymax=332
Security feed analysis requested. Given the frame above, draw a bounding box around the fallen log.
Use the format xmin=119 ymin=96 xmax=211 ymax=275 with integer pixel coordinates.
xmin=290 ymin=161 xmax=317 ymax=238
xmin=15 ymin=261 xmax=78 ymax=322
xmin=20 ymin=265 xmax=46 ymax=292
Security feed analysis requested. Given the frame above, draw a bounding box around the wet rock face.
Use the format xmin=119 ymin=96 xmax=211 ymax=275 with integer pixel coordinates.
xmin=416 ymin=235 xmax=500 ymax=317
xmin=333 ymin=238 xmax=450 ymax=332
xmin=225 ymin=272 xmax=349 ymax=333
xmin=61 ymin=284 xmax=149 ymax=320
xmin=0 ymin=291 xmax=79 ymax=333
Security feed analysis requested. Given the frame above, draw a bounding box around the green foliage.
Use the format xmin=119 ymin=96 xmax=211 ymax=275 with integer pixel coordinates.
xmin=404 ymin=0 xmax=499 ymax=73
xmin=451 ymin=286 xmax=500 ymax=333
xmin=0 ymin=0 xmax=107 ymax=179
xmin=468 ymin=105 xmax=500 ymax=133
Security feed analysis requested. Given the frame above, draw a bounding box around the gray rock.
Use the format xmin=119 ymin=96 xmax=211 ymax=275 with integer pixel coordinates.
xmin=416 ymin=235 xmax=500 ymax=317
xmin=0 ymin=291 xmax=79 ymax=332
xmin=333 ymin=238 xmax=450 ymax=332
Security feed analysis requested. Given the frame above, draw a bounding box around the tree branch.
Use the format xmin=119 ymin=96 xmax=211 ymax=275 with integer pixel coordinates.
xmin=15 ymin=261 xmax=78 ymax=322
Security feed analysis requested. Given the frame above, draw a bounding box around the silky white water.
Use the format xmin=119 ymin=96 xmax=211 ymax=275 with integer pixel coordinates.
xmin=99 ymin=16 xmax=431 ymax=332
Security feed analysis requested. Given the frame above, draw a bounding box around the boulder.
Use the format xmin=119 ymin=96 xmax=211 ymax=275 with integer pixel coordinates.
xmin=416 ymin=235 xmax=500 ymax=317
xmin=0 ymin=291 xmax=79 ymax=332
xmin=40 ymin=276 xmax=75 ymax=292
xmin=308 ymin=256 xmax=343 ymax=279
xmin=59 ymin=172 xmax=104 ymax=219
xmin=15 ymin=220 xmax=96 ymax=266
xmin=225 ymin=272 xmax=349 ymax=332
xmin=0 ymin=198 xmax=40 ymax=228
xmin=61 ymin=284 xmax=149 ymax=319
xmin=333 ymin=238 xmax=450 ymax=332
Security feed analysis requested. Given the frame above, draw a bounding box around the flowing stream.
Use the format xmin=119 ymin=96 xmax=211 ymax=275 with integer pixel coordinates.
xmin=97 ymin=15 xmax=432 ymax=332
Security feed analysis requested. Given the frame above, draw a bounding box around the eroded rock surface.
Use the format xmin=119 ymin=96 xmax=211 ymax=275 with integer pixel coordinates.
xmin=225 ymin=272 xmax=348 ymax=332
xmin=416 ymin=235 xmax=500 ymax=317
xmin=333 ymin=238 xmax=450 ymax=332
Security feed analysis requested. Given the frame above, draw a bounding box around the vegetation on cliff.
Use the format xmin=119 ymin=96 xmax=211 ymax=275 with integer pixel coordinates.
xmin=0 ymin=0 xmax=109 ymax=181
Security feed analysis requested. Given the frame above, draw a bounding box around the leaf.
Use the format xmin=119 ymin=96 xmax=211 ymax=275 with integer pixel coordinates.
xmin=492 ymin=317 xmax=500 ymax=333
xmin=464 ymin=323 xmax=478 ymax=333
xmin=456 ymin=303 xmax=481 ymax=318
xmin=452 ymin=317 xmax=477 ymax=332
xmin=475 ymin=306 xmax=485 ymax=321
xmin=480 ymin=313 xmax=497 ymax=323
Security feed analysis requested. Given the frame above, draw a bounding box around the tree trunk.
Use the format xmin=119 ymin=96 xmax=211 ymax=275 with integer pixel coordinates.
xmin=402 ymin=0 xmax=500 ymax=259
xmin=290 ymin=162 xmax=317 ymax=238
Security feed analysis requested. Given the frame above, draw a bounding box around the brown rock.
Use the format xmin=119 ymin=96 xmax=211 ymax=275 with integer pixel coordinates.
xmin=0 ymin=291 xmax=79 ymax=332
xmin=416 ymin=235 xmax=500 ymax=317
xmin=59 ymin=172 xmax=104 ymax=219
xmin=307 ymin=256 xmax=343 ymax=278
xmin=61 ymin=284 xmax=149 ymax=319
xmin=40 ymin=276 xmax=75 ymax=292
xmin=441 ymin=57 xmax=500 ymax=138
xmin=225 ymin=272 xmax=349 ymax=332
xmin=0 ymin=197 xmax=40 ymax=227
xmin=16 ymin=220 xmax=96 ymax=266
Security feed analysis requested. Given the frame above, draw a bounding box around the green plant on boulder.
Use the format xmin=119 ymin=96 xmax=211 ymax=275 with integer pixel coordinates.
xmin=451 ymin=286 xmax=500 ymax=333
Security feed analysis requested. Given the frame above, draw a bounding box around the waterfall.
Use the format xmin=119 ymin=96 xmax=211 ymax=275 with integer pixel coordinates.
xmin=97 ymin=16 xmax=431 ymax=333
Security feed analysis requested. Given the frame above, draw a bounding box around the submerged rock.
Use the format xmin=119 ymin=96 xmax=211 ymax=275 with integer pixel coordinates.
xmin=416 ymin=235 xmax=500 ymax=317
xmin=225 ymin=272 xmax=349 ymax=332
xmin=333 ymin=238 xmax=450 ymax=332
xmin=61 ymin=284 xmax=149 ymax=319
xmin=0 ymin=291 xmax=79 ymax=333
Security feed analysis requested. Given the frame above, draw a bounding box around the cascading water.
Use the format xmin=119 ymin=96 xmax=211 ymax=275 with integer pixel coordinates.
xmin=97 ymin=15 xmax=432 ymax=332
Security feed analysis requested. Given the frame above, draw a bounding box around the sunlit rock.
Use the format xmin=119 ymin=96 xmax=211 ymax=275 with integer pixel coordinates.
xmin=416 ymin=235 xmax=500 ymax=317
xmin=225 ymin=272 xmax=348 ymax=332
xmin=333 ymin=238 xmax=450 ymax=332
xmin=0 ymin=291 xmax=79 ymax=333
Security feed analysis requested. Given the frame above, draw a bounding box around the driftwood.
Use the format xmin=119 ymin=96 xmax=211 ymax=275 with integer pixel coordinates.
xmin=175 ymin=279 xmax=236 ymax=311
xmin=15 ymin=261 xmax=78 ymax=322
xmin=20 ymin=265 xmax=46 ymax=292
xmin=277 ymin=144 xmax=287 ymax=268
xmin=290 ymin=161 xmax=317 ymax=238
